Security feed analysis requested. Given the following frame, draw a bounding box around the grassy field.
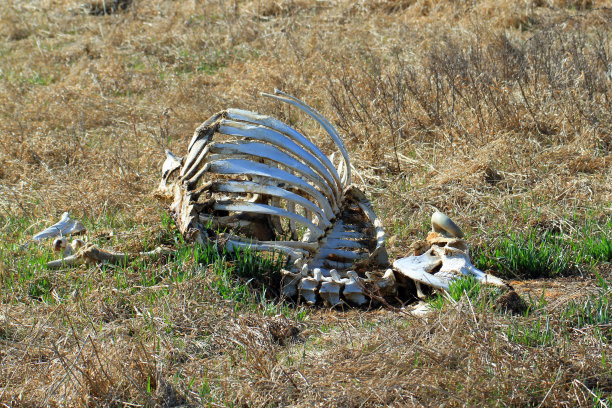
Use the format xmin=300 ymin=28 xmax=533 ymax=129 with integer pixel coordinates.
xmin=0 ymin=0 xmax=611 ymax=406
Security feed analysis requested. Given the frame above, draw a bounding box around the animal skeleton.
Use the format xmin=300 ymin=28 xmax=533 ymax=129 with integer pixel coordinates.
xmin=33 ymin=90 xmax=506 ymax=306
xmin=156 ymin=90 xmax=508 ymax=306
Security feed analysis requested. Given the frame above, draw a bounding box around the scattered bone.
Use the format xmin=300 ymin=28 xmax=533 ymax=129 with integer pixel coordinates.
xmin=431 ymin=211 xmax=464 ymax=238
xmin=371 ymin=268 xmax=397 ymax=297
xmin=32 ymin=212 xmax=85 ymax=241
xmin=52 ymin=238 xmax=84 ymax=257
xmin=46 ymin=244 xmax=170 ymax=269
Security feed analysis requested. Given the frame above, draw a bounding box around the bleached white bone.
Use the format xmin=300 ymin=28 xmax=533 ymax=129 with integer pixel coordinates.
xmin=431 ymin=211 xmax=464 ymax=238
xmin=191 ymin=159 xmax=335 ymax=219
xmin=223 ymin=238 xmax=308 ymax=262
xmin=393 ymin=249 xmax=448 ymax=291
xmin=182 ymin=140 xmax=339 ymax=211
xmin=218 ymin=232 xmax=319 ymax=252
xmin=226 ymin=108 xmax=343 ymax=198
xmin=32 ymin=212 xmax=86 ymax=241
xmin=158 ymin=150 xmax=182 ymax=194
xmin=217 ymin=120 xmax=341 ymax=207
xmin=341 ymin=271 xmax=368 ymax=305
xmin=261 ymin=89 xmax=351 ymax=187
xmin=214 ymin=201 xmax=324 ymax=240
xmin=431 ymin=245 xmax=507 ymax=288
xmin=393 ymin=244 xmax=508 ymax=292
xmin=299 ymin=272 xmax=320 ymax=305
xmin=209 ymin=141 xmax=338 ymax=208
xmin=202 ymin=180 xmax=330 ymax=228
xmin=318 ymin=268 xmax=344 ymax=306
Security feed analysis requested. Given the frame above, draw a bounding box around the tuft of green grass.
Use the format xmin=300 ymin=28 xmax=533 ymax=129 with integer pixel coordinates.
xmin=506 ymin=316 xmax=556 ymax=347
xmin=428 ymin=276 xmax=502 ymax=310
xmin=562 ymin=273 xmax=610 ymax=342
xmin=474 ymin=217 xmax=612 ymax=279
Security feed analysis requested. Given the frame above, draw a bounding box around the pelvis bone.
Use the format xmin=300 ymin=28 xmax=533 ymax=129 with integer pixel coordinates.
xmin=393 ymin=212 xmax=507 ymax=295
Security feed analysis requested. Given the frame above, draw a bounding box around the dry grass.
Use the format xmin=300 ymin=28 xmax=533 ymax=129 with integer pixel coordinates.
xmin=0 ymin=0 xmax=611 ymax=406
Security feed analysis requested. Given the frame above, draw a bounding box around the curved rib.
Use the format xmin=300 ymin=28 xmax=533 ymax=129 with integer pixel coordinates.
xmin=219 ymin=233 xmax=320 ymax=252
xmin=224 ymin=239 xmax=307 ymax=262
xmin=261 ymin=90 xmax=351 ymax=186
xmin=214 ymin=201 xmax=324 ymax=240
xmin=226 ymin=109 xmax=343 ymax=197
xmin=190 ymin=159 xmax=334 ymax=219
xmin=187 ymin=112 xmax=222 ymax=152
xmin=206 ymin=180 xmax=331 ymax=228
xmin=208 ymin=141 xmax=338 ymax=210
xmin=217 ymin=120 xmax=341 ymax=207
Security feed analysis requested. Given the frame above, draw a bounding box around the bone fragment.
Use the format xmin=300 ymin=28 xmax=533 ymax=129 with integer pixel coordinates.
xmin=46 ymin=244 xmax=170 ymax=269
xmin=342 ymin=271 xmax=367 ymax=305
xmin=374 ymin=268 xmax=397 ymax=297
xmin=431 ymin=211 xmax=464 ymax=238
xmin=33 ymin=212 xmax=86 ymax=241
xmin=52 ymin=238 xmax=85 ymax=257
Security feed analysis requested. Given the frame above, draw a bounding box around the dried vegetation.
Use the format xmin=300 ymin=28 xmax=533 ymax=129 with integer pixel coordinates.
xmin=0 ymin=0 xmax=610 ymax=406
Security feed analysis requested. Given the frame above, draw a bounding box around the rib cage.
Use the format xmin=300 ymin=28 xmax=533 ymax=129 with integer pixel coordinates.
xmin=158 ymin=90 xmax=390 ymax=305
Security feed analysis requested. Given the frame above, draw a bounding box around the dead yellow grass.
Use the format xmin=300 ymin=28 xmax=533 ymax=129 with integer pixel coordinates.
xmin=0 ymin=0 xmax=610 ymax=406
